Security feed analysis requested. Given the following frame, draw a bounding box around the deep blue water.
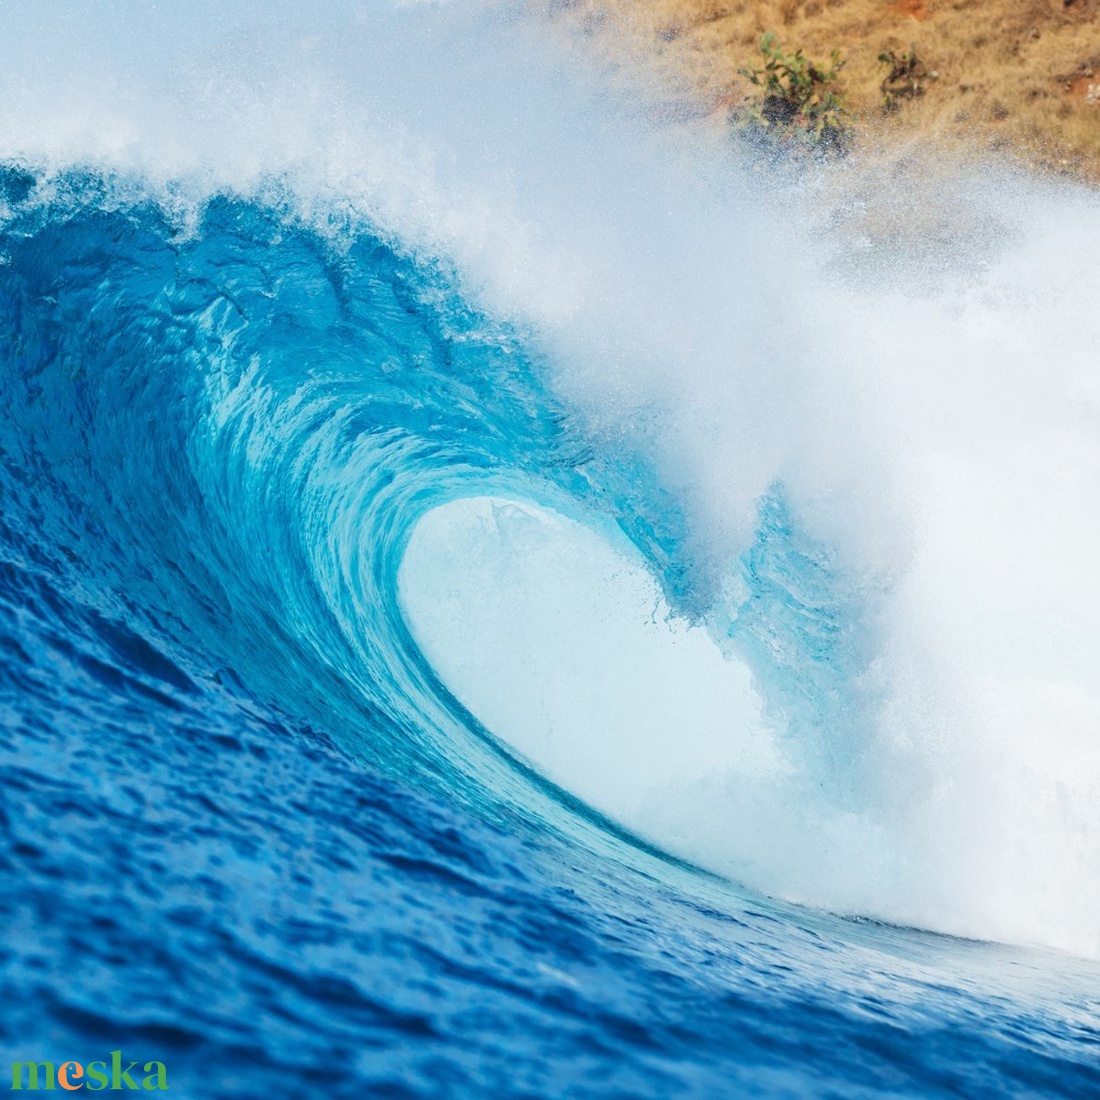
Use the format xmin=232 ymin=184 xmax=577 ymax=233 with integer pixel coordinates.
xmin=1 ymin=168 xmax=1099 ymax=1098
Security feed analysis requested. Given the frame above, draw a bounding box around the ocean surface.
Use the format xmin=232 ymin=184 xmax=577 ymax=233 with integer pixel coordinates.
xmin=1 ymin=3 xmax=1099 ymax=1096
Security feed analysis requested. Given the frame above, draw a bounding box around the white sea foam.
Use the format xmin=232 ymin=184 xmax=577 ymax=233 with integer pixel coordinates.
xmin=4 ymin=0 xmax=1100 ymax=955
xmin=398 ymin=497 xmax=782 ymax=817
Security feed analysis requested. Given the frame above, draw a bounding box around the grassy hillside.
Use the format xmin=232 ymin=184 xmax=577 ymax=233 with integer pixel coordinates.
xmin=553 ymin=0 xmax=1100 ymax=180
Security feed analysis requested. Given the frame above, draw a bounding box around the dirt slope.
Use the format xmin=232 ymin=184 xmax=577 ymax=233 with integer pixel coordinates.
xmin=553 ymin=0 xmax=1100 ymax=179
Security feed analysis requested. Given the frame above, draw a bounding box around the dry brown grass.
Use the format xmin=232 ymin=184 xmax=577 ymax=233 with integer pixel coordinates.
xmin=546 ymin=0 xmax=1100 ymax=180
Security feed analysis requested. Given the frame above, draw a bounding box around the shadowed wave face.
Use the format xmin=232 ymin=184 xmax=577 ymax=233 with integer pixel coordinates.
xmin=1 ymin=3 xmax=1100 ymax=1096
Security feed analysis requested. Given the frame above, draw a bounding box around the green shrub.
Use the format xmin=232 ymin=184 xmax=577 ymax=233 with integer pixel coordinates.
xmin=739 ymin=32 xmax=850 ymax=155
xmin=878 ymin=45 xmax=938 ymax=112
